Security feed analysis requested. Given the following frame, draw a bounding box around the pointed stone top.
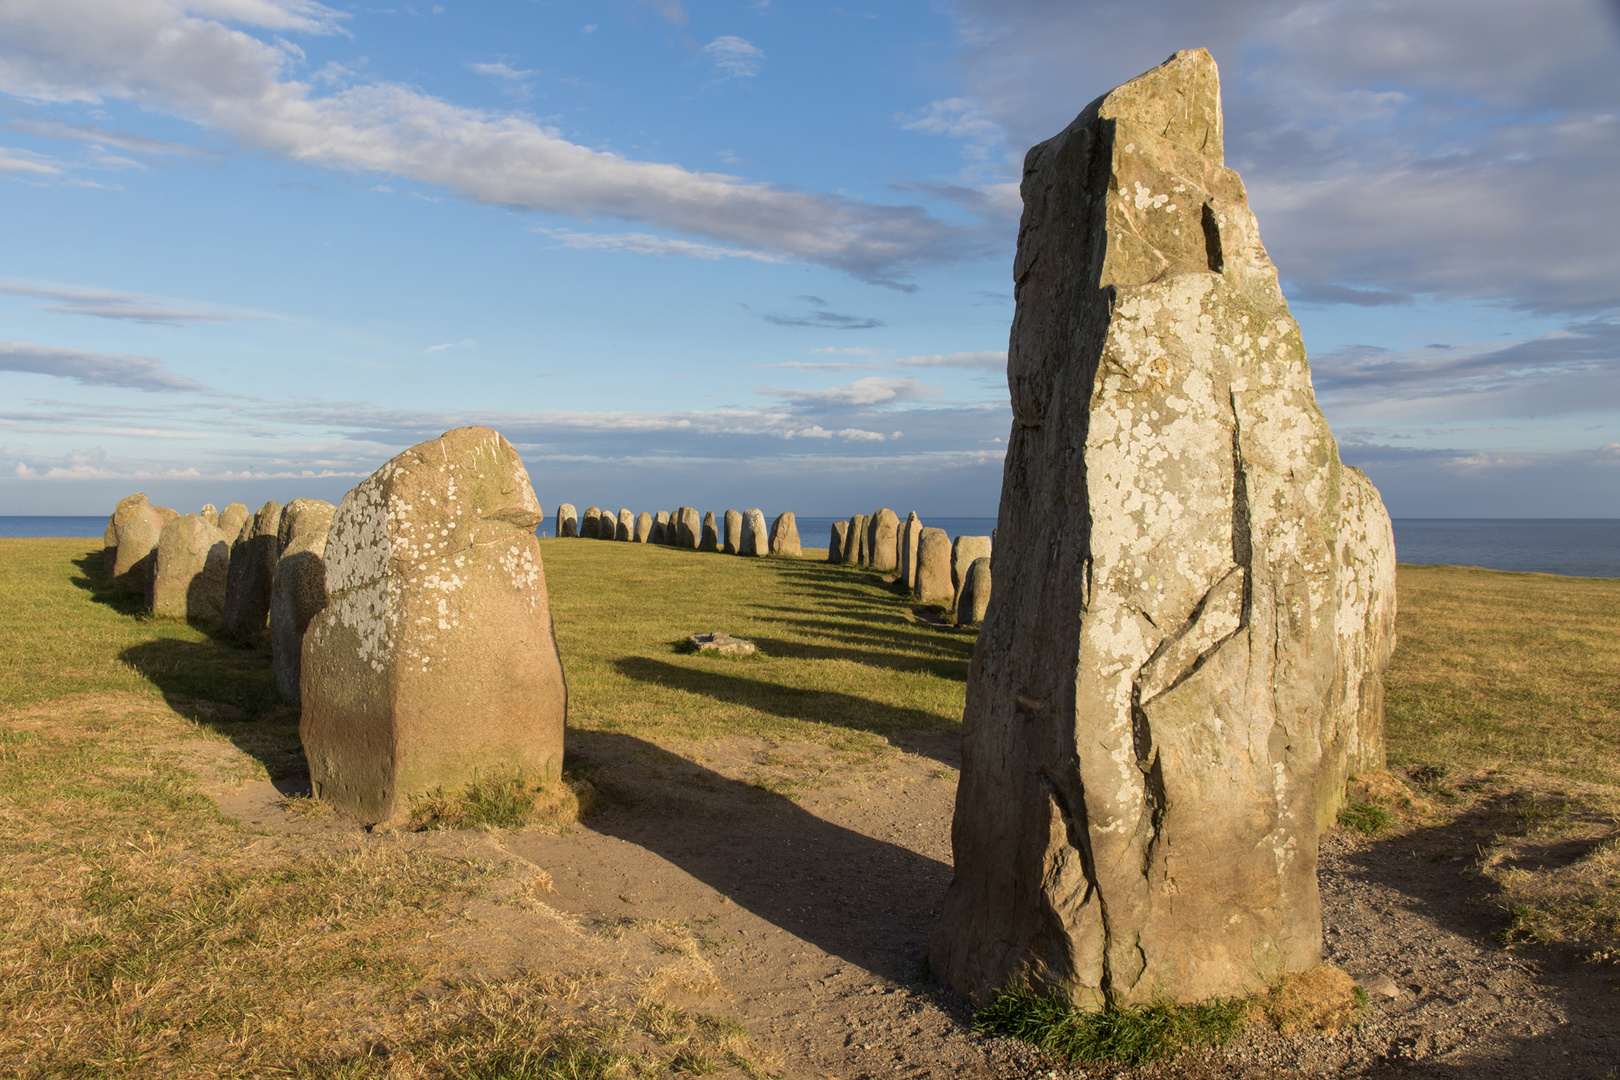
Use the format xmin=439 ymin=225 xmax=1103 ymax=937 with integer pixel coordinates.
xmin=1098 ymin=48 xmax=1223 ymax=164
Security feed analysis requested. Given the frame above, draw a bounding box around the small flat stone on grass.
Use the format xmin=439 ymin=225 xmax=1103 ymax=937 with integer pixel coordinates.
xmin=688 ymin=632 xmax=756 ymax=656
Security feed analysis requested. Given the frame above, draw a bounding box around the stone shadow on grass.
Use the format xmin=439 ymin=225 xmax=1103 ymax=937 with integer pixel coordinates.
xmin=1324 ymin=791 xmax=1620 ymax=1077
xmin=67 ymin=550 xmax=148 ymax=618
xmin=613 ymin=656 xmax=958 ymax=754
xmin=743 ymin=635 xmax=969 ymax=681
xmin=565 ymin=730 xmax=954 ymax=986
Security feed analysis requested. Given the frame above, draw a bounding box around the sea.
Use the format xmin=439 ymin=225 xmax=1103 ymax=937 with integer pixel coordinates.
xmin=6 ymin=515 xmax=1617 ymax=579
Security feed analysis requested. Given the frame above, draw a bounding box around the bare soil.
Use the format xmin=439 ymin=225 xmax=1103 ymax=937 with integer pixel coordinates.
xmin=215 ymin=728 xmax=1620 ymax=1079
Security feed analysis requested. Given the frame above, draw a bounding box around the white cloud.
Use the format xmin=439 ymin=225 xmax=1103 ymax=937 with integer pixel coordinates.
xmin=0 ymin=341 xmax=204 ymax=391
xmin=811 ymin=346 xmax=881 ymax=355
xmin=0 ymin=0 xmax=960 ymax=285
xmin=0 ymin=282 xmax=259 ymax=324
xmin=764 ymin=376 xmax=940 ymax=407
xmin=702 ymin=35 xmax=765 ymax=79
xmin=542 ymin=229 xmax=783 ymax=262
xmin=469 ymin=61 xmax=533 ymax=81
xmin=0 ymin=145 xmax=61 ymax=176
xmin=424 ymin=338 xmax=476 ymax=353
xmin=890 ymin=350 xmax=1005 ymax=372
xmin=900 ymin=97 xmax=1002 ymax=144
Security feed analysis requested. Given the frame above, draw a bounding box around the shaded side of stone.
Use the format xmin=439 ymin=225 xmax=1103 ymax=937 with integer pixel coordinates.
xmin=899 ymin=511 xmax=921 ymax=589
xmin=700 ymin=511 xmax=720 ymax=552
xmin=221 ymin=500 xmax=283 ymax=643
xmin=150 ymin=514 xmax=230 ymax=623
xmin=956 ymin=557 xmax=992 ymax=626
xmin=850 ymin=514 xmax=870 ymax=565
xmin=952 ymin=536 xmax=994 ymax=611
xmin=828 ymin=520 xmax=849 ymax=563
xmin=557 ymin=503 xmax=579 ymax=537
xmin=271 ymin=516 xmax=334 ymax=706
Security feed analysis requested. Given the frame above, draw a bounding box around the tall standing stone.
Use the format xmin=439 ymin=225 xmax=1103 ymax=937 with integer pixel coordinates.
xmin=850 ymin=514 xmax=870 ymax=565
xmin=557 ymin=503 xmax=579 ymax=538
xmin=301 ymin=426 xmax=567 ymax=825
xmin=828 ymin=520 xmax=849 ymax=563
xmin=652 ymin=511 xmax=670 ymax=544
xmin=676 ymin=506 xmax=702 ymax=549
xmin=931 ymin=50 xmax=1397 ymax=1011
xmin=951 ymin=535 xmax=994 ymax=611
xmin=914 ymin=527 xmax=953 ymax=603
xmin=700 ymin=511 xmax=721 ymax=552
xmin=200 ymin=503 xmax=219 ymax=528
xmin=768 ymin=512 xmax=801 ymax=558
xmin=956 ymin=557 xmax=992 ymax=626
xmin=867 ymin=509 xmax=900 ymax=572
xmin=723 ymin=510 xmax=742 ymax=555
xmin=222 ymin=500 xmax=283 ymax=643
xmin=617 ymin=508 xmax=634 ymax=542
xmin=898 ymin=512 xmax=922 ymax=589
xmin=270 ymin=501 xmax=337 ymax=705
xmin=217 ymin=502 xmax=251 ymax=544
xmin=635 ymin=511 xmax=654 ymax=543
xmin=740 ymin=509 xmax=767 ymax=556
xmin=112 ymin=499 xmax=173 ymax=596
xmin=581 ymin=506 xmax=601 ymax=539
xmin=149 ymin=514 xmax=230 ymax=622
xmin=105 ymin=492 xmax=149 ymax=576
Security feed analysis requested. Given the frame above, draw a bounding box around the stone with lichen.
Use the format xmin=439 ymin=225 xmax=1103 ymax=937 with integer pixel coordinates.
xmin=931 ymin=49 xmax=1396 ymax=1012
xmin=300 ymin=426 xmax=567 ymax=826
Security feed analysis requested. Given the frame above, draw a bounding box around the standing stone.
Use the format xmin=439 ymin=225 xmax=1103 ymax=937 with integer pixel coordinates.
xmin=217 ymin=502 xmax=251 ymax=544
xmin=556 ymin=503 xmax=579 ymax=538
xmin=740 ymin=509 xmax=768 ymax=556
xmin=301 ymin=426 xmax=567 ymax=826
xmin=270 ymin=502 xmax=335 ymax=707
xmin=221 ymin=500 xmax=283 ymax=643
xmin=112 ymin=498 xmax=168 ymax=595
xmin=665 ymin=509 xmax=680 ymax=544
xmin=931 ymin=50 xmax=1397 ymax=1012
xmin=635 ymin=511 xmax=654 ymax=543
xmin=149 ymin=514 xmax=230 ymax=622
xmin=279 ymin=498 xmax=336 ymax=556
xmin=581 ymin=506 xmax=601 ymax=539
xmin=700 ymin=511 xmax=721 ymax=552
xmin=676 ymin=506 xmax=702 ymax=549
xmin=956 ymin=557 xmax=992 ymax=626
xmin=723 ymin=510 xmax=743 ymax=555
xmin=914 ymin=527 xmax=953 ymax=603
xmin=617 ymin=508 xmax=634 ymax=542
xmin=850 ymin=514 xmax=870 ymax=565
xmin=828 ymin=520 xmax=849 ymax=563
xmin=899 ymin=512 xmax=922 ymax=589
xmin=951 ymin=535 xmax=994 ymax=611
xmin=768 ymin=512 xmax=801 ymax=558
xmin=105 ymin=492 xmax=148 ymax=575
xmin=200 ymin=503 xmax=219 ymax=527
xmin=649 ymin=511 xmax=667 ymax=544
xmin=866 ymin=509 xmax=899 ymax=571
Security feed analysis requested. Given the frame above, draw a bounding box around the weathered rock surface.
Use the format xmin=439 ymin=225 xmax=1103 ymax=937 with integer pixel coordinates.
xmin=850 ymin=514 xmax=870 ymax=565
xmin=688 ymin=632 xmax=756 ymax=656
xmin=221 ymin=501 xmax=283 ymax=643
xmin=635 ymin=511 xmax=654 ymax=543
xmin=300 ymin=426 xmax=567 ymax=825
xmin=769 ymin=512 xmax=801 ymax=558
xmin=913 ymin=527 xmax=953 ymax=603
xmin=217 ymin=502 xmax=251 ymax=544
xmin=951 ymin=535 xmax=994 ymax=611
xmin=740 ymin=509 xmax=768 ymax=556
xmin=700 ymin=511 xmax=720 ymax=553
xmin=557 ymin=503 xmax=579 ymax=538
xmin=676 ymin=507 xmax=702 ymax=550
xmin=723 ymin=510 xmax=742 ymax=555
xmin=200 ymin=503 xmax=219 ymax=527
xmin=652 ymin=511 xmax=670 ymax=544
xmin=899 ymin=512 xmax=921 ymax=589
xmin=581 ymin=506 xmax=602 ymax=539
xmin=270 ymin=502 xmax=336 ymax=706
xmin=114 ymin=499 xmax=177 ymax=596
xmin=616 ymin=508 xmax=634 ymax=542
xmin=106 ymin=492 xmax=149 ymax=578
xmin=149 ymin=514 xmax=230 ymax=622
xmin=279 ymin=498 xmax=336 ymax=555
xmin=867 ymin=509 xmax=899 ymax=571
xmin=956 ymin=557 xmax=992 ymax=626
xmin=828 ymin=520 xmax=849 ymax=563
xmin=931 ymin=50 xmax=1397 ymax=1012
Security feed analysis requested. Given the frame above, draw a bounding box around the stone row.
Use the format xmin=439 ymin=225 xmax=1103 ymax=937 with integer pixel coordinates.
xmin=551 ymin=503 xmax=802 ymax=557
xmin=825 ymin=508 xmax=995 ymax=627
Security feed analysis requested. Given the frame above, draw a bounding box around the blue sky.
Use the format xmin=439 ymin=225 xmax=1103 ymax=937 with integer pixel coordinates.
xmin=1 ymin=0 xmax=1617 ymax=518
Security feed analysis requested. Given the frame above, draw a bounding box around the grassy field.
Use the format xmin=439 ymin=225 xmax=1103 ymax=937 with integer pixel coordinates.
xmin=1 ymin=538 xmax=1617 ymax=1075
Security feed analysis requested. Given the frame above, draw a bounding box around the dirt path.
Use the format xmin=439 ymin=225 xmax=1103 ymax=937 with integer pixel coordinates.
xmin=221 ymin=733 xmax=1619 ymax=1079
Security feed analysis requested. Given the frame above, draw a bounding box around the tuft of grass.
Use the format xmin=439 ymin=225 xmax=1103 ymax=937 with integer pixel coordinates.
xmin=972 ymin=985 xmax=1249 ymax=1066
xmin=407 ymin=768 xmax=597 ymax=831
xmin=1259 ymin=965 xmax=1364 ymax=1035
xmin=1337 ymin=799 xmax=1395 ymax=835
